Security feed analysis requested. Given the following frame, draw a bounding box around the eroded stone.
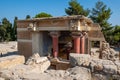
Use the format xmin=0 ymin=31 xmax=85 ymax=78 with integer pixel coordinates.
xmin=69 ymin=53 xmax=91 ymax=67
xmin=0 ymin=55 xmax=25 ymax=70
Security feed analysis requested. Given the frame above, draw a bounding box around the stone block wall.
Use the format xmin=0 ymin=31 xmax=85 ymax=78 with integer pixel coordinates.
xmin=17 ymin=21 xmax=33 ymax=59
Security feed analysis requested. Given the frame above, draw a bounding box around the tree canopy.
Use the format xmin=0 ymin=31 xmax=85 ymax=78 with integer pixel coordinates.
xmin=26 ymin=15 xmax=31 ymax=19
xmin=90 ymin=1 xmax=112 ymax=43
xmin=35 ymin=12 xmax=52 ymax=18
xmin=65 ymin=0 xmax=89 ymax=16
xmin=0 ymin=18 xmax=13 ymax=41
xmin=12 ymin=17 xmax=18 ymax=41
xmin=90 ymin=1 xmax=112 ymax=31
xmin=113 ymin=25 xmax=120 ymax=44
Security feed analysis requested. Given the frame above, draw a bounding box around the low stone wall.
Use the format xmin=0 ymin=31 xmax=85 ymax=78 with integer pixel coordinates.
xmin=0 ymin=55 xmax=25 ymax=70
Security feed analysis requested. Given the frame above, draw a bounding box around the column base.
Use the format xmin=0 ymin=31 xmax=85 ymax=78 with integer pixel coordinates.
xmin=51 ymin=57 xmax=60 ymax=62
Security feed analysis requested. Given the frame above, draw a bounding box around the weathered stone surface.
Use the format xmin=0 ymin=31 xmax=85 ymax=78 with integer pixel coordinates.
xmin=112 ymin=75 xmax=120 ymax=80
xmin=114 ymin=61 xmax=120 ymax=70
xmin=68 ymin=66 xmax=91 ymax=80
xmin=0 ymin=55 xmax=25 ymax=70
xmin=92 ymin=73 xmax=110 ymax=80
xmin=0 ymin=59 xmax=50 ymax=80
xmin=101 ymin=42 xmax=119 ymax=61
xmin=90 ymin=48 xmax=100 ymax=59
xmin=90 ymin=59 xmax=116 ymax=73
xmin=114 ymin=61 xmax=120 ymax=74
xmin=25 ymin=53 xmax=40 ymax=65
xmin=0 ymin=69 xmax=20 ymax=80
xmin=25 ymin=53 xmax=50 ymax=73
xmin=92 ymin=73 xmax=120 ymax=80
xmin=0 ymin=77 xmax=5 ymax=80
xmin=45 ymin=70 xmax=70 ymax=78
xmin=103 ymin=65 xmax=117 ymax=74
xmin=69 ymin=53 xmax=91 ymax=67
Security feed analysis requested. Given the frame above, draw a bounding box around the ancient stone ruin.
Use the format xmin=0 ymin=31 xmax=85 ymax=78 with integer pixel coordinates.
xmin=0 ymin=15 xmax=120 ymax=80
xmin=16 ymin=15 xmax=105 ymax=60
xmin=101 ymin=41 xmax=119 ymax=61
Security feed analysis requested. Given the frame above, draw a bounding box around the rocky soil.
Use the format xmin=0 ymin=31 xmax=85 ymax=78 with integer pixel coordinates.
xmin=0 ymin=41 xmax=17 ymax=57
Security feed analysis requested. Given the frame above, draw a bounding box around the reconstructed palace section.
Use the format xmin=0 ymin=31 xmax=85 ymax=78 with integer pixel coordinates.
xmin=17 ymin=15 xmax=105 ymax=59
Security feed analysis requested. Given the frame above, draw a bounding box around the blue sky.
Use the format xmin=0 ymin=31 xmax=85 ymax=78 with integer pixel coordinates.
xmin=0 ymin=0 xmax=120 ymax=26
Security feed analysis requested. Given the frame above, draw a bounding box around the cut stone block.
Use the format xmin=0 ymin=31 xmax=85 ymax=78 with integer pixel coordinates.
xmin=0 ymin=55 xmax=25 ymax=70
xmin=69 ymin=53 xmax=91 ymax=67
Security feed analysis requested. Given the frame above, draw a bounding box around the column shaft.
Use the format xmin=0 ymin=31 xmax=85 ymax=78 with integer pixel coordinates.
xmin=50 ymin=32 xmax=59 ymax=58
xmin=72 ymin=32 xmax=82 ymax=54
xmin=52 ymin=36 xmax=58 ymax=58
xmin=81 ymin=36 xmax=85 ymax=54
xmin=74 ymin=37 xmax=80 ymax=53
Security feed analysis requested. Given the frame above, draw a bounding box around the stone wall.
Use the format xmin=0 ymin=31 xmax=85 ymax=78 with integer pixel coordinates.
xmin=17 ymin=21 xmax=33 ymax=59
xmin=18 ymin=42 xmax=32 ymax=59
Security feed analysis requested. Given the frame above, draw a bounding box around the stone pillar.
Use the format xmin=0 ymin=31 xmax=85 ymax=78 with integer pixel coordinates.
xmin=50 ymin=31 xmax=60 ymax=58
xmin=81 ymin=32 xmax=87 ymax=54
xmin=81 ymin=36 xmax=85 ymax=54
xmin=72 ymin=32 xmax=82 ymax=53
xmin=32 ymin=32 xmax=43 ymax=55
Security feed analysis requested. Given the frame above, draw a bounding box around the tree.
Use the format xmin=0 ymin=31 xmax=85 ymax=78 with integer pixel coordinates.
xmin=90 ymin=1 xmax=112 ymax=43
xmin=0 ymin=24 xmax=6 ymax=41
xmin=35 ymin=12 xmax=52 ymax=18
xmin=113 ymin=25 xmax=120 ymax=45
xmin=26 ymin=15 xmax=31 ymax=19
xmin=65 ymin=0 xmax=89 ymax=16
xmin=1 ymin=18 xmax=13 ymax=41
xmin=12 ymin=17 xmax=18 ymax=41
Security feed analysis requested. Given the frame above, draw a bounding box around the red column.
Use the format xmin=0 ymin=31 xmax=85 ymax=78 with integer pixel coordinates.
xmin=73 ymin=36 xmax=80 ymax=53
xmin=52 ymin=36 xmax=58 ymax=58
xmin=81 ymin=36 xmax=85 ymax=54
xmin=72 ymin=32 xmax=81 ymax=54
xmin=50 ymin=32 xmax=59 ymax=58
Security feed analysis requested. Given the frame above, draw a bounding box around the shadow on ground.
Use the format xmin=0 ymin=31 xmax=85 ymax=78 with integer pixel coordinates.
xmin=0 ymin=51 xmax=18 ymax=57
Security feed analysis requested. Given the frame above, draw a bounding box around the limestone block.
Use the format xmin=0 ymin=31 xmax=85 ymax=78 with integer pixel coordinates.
xmin=117 ymin=70 xmax=120 ymax=75
xmin=0 ymin=69 xmax=20 ymax=80
xmin=103 ymin=65 xmax=117 ymax=74
xmin=35 ymin=57 xmax=48 ymax=64
xmin=90 ymin=63 xmax=103 ymax=72
xmin=25 ymin=53 xmax=50 ymax=73
xmin=68 ymin=66 xmax=91 ymax=80
xmin=26 ymin=59 xmax=50 ymax=73
xmin=92 ymin=73 xmax=110 ymax=80
xmin=101 ymin=42 xmax=119 ymax=61
xmin=114 ymin=61 xmax=120 ymax=70
xmin=69 ymin=53 xmax=91 ymax=67
xmin=1 ymin=59 xmax=50 ymax=79
xmin=90 ymin=59 xmax=115 ymax=72
xmin=0 ymin=77 xmax=5 ymax=80
xmin=0 ymin=55 xmax=25 ymax=70
xmin=37 ymin=60 xmax=50 ymax=73
xmin=25 ymin=53 xmax=40 ymax=65
xmin=12 ymin=65 xmax=42 ymax=75
xmin=112 ymin=75 xmax=120 ymax=80
xmin=114 ymin=61 xmax=120 ymax=74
